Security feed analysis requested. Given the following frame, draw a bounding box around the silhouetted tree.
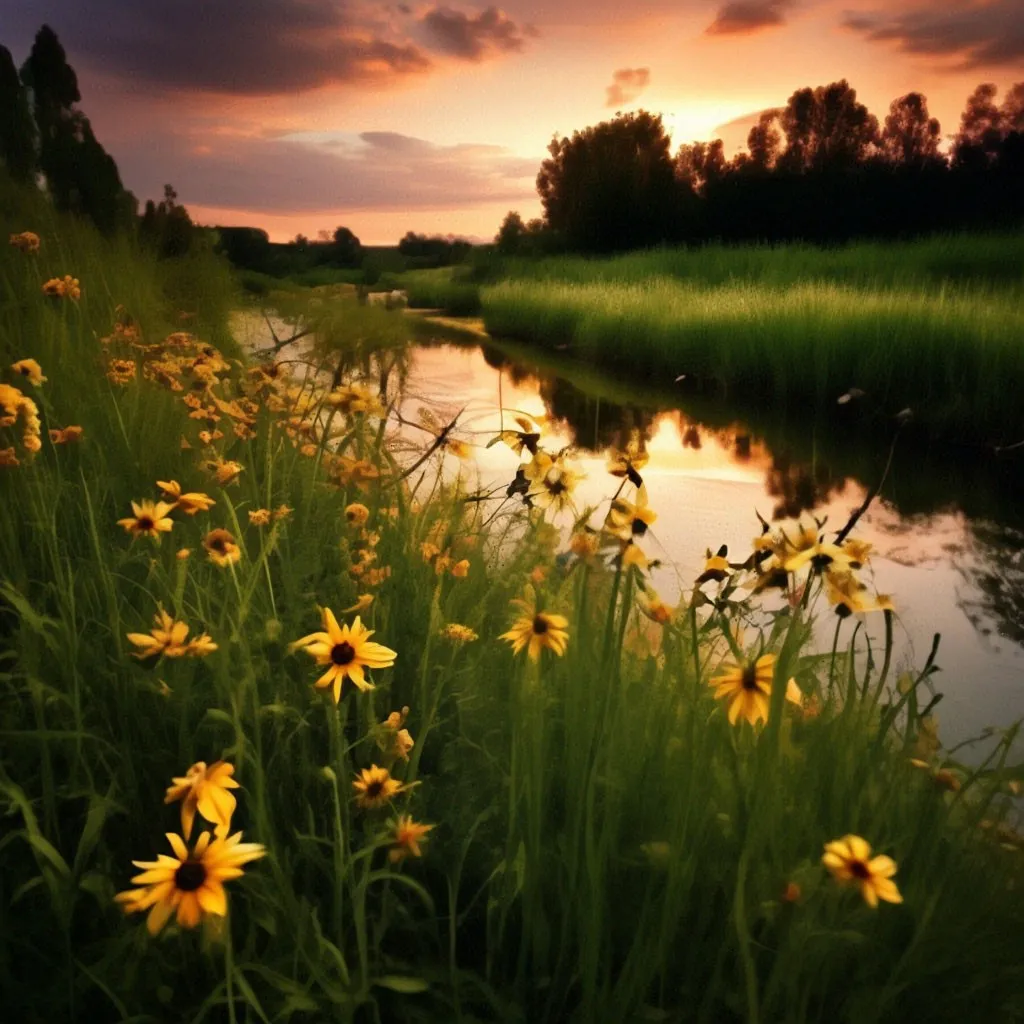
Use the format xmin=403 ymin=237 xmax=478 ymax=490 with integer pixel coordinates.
xmin=779 ymin=80 xmax=877 ymax=173
xmin=537 ymin=111 xmax=678 ymax=252
xmin=329 ymin=226 xmax=362 ymax=267
xmin=397 ymin=231 xmax=471 ymax=267
xmin=496 ymin=210 xmax=526 ymax=254
xmin=216 ymin=227 xmax=271 ymax=271
xmin=19 ymin=25 xmax=130 ymax=233
xmin=675 ymin=139 xmax=726 ymax=194
xmin=0 ymin=45 xmax=36 ymax=184
xmin=953 ymin=83 xmax=1004 ymax=168
xmin=140 ymin=184 xmax=194 ymax=257
xmin=881 ymin=93 xmax=942 ymax=168
xmin=745 ymin=111 xmax=783 ymax=173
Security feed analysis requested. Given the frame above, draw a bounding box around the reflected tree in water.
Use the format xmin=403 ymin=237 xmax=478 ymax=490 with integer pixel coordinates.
xmin=960 ymin=522 xmax=1024 ymax=648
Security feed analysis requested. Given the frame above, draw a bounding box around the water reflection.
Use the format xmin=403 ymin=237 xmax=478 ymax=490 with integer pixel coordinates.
xmin=406 ymin=333 xmax=1024 ymax=743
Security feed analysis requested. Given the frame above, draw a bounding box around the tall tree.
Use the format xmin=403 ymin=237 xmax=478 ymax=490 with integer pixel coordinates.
xmin=0 ymin=45 xmax=36 ymax=184
xmin=674 ymin=139 xmax=726 ymax=194
xmin=779 ymin=80 xmax=878 ymax=172
xmin=537 ymin=110 xmax=678 ymax=252
xmin=746 ymin=111 xmax=783 ymax=173
xmin=1001 ymin=82 xmax=1024 ymax=134
xmin=330 ymin=226 xmax=362 ymax=267
xmin=880 ymin=93 xmax=942 ymax=168
xmin=953 ymin=83 xmax=1005 ymax=168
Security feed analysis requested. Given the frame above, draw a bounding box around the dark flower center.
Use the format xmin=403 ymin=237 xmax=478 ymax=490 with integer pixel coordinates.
xmin=210 ymin=537 xmax=226 ymax=553
xmin=331 ymin=642 xmax=356 ymax=665
xmin=835 ymin=602 xmax=853 ymax=619
xmin=810 ymin=553 xmax=833 ymax=570
xmin=632 ymin=518 xmax=648 ymax=537
xmin=175 ymin=861 xmax=207 ymax=892
xmin=137 ymin=516 xmax=154 ymax=531
xmin=741 ymin=665 xmax=760 ymax=691
xmin=850 ymin=859 xmax=870 ymax=880
xmin=546 ymin=479 xmax=567 ymax=496
xmin=532 ymin=615 xmax=549 ymax=635
xmin=365 ymin=780 xmax=384 ymax=798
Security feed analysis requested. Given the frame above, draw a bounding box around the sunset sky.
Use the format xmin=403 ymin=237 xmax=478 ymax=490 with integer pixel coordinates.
xmin=4 ymin=1 xmax=1022 ymax=243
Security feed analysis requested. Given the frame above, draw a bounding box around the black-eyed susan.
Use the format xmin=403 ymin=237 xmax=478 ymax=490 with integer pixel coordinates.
xmin=499 ymin=590 xmax=569 ymax=661
xmin=607 ymin=429 xmax=649 ymax=487
xmin=781 ymin=526 xmax=853 ymax=574
xmin=352 ymin=764 xmax=405 ymax=809
xmin=821 ymin=834 xmax=903 ymax=908
xmin=118 ymin=499 xmax=175 ymax=540
xmin=165 ymin=761 xmax=240 ymax=838
xmin=492 ymin=413 xmax=542 ymax=455
xmin=157 ymin=479 xmax=216 ymax=515
xmin=127 ymin=609 xmax=191 ymax=660
xmin=696 ymin=545 xmax=731 ymax=584
xmin=203 ymin=528 xmax=241 ymax=567
xmin=248 ymin=508 xmax=272 ymax=526
xmin=388 ymin=814 xmax=434 ymax=863
xmin=606 ymin=485 xmax=657 ymax=541
xmin=11 ymin=359 xmax=46 ymax=386
xmin=525 ymin=451 xmax=582 ymax=515
xmin=345 ymin=502 xmax=370 ymax=526
xmin=708 ymin=653 xmax=803 ymax=726
xmin=291 ymin=609 xmax=397 ymax=702
xmin=825 ymin=570 xmax=896 ymax=618
xmin=115 ymin=829 xmax=265 ymax=934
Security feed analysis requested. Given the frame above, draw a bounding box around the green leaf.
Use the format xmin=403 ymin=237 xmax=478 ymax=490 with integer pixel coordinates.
xmin=372 ymin=975 xmax=430 ymax=994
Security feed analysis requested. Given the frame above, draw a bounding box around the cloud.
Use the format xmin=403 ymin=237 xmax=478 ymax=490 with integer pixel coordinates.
xmin=843 ymin=1 xmax=1024 ymax=69
xmin=421 ymin=5 xmax=539 ymax=60
xmin=705 ymin=0 xmax=791 ymax=36
xmin=3 ymin=0 xmax=437 ymax=96
xmin=605 ymin=67 xmax=651 ymax=107
xmin=111 ymin=128 xmax=539 ymax=216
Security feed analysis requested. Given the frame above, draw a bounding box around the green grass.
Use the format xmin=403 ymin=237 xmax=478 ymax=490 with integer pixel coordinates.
xmin=479 ymin=238 xmax=1024 ymax=441
xmin=2 ymin=185 xmax=1024 ymax=1023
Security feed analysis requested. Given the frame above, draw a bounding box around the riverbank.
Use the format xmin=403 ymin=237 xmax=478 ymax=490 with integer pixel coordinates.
xmin=2 ymin=194 xmax=1024 ymax=1022
xmin=404 ymin=234 xmax=1024 ymax=443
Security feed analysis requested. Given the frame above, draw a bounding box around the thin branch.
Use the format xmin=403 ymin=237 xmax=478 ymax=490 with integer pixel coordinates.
xmin=834 ymin=423 xmax=904 ymax=545
xmin=396 ymin=407 xmax=466 ymax=482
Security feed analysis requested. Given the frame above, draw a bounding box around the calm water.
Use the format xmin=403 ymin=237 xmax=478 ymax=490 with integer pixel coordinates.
xmin=401 ymin=332 xmax=1024 ymax=749
xmin=234 ymin=310 xmax=1024 ymax=748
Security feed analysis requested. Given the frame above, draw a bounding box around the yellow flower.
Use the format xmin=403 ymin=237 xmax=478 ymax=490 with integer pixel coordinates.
xmin=176 ymin=547 xmax=192 ymax=560
xmin=273 ymin=504 xmax=293 ymax=521
xmin=157 ymin=479 xmax=216 ymax=515
xmin=492 ymin=413 xmax=542 ymax=455
xmin=0 ymin=446 xmax=19 ymax=468
xmin=376 ymin=707 xmax=415 ymax=761
xmin=248 ymin=508 xmax=272 ymax=526
xmin=186 ymin=632 xmax=218 ymax=657
xmin=325 ymin=382 xmax=384 ymax=416
xmin=696 ymin=545 xmax=730 ymax=584
xmin=606 ymin=429 xmax=649 ymax=485
xmin=342 ymin=594 xmax=374 ymax=613
xmin=821 ymin=834 xmax=903 ymax=908
xmin=11 ymin=359 xmax=46 ymax=386
xmin=781 ymin=527 xmax=853 ymax=574
xmin=118 ymin=499 xmax=175 ymax=540
xmin=909 ymin=758 xmax=961 ymax=792
xmin=825 ymin=570 xmax=895 ymax=618
xmin=165 ymin=761 xmax=240 ymax=839
xmin=389 ymin=814 xmax=434 ymax=863
xmin=203 ymin=457 xmax=244 ymax=486
xmin=500 ymin=590 xmax=569 ymax=661
xmin=352 ymin=764 xmax=405 ymax=809
xmin=203 ymin=528 xmax=242 ymax=567
xmin=345 ymin=502 xmax=370 ymax=526
xmin=638 ymin=589 xmax=673 ymax=625
xmin=451 ymin=559 xmax=470 ymax=578
xmin=114 ymin=829 xmax=265 ymax=935
xmin=49 ymin=425 xmax=84 ymax=444
xmin=440 ymin=623 xmax=478 ymax=645
xmin=9 ymin=231 xmax=40 ymax=254
xmin=709 ymin=653 xmax=803 ymax=726
xmin=606 ymin=484 xmax=657 ymax=542
xmin=126 ymin=609 xmax=191 ymax=659
xmin=291 ymin=609 xmax=397 ymax=703
xmin=524 ymin=451 xmax=582 ymax=515
xmin=42 ymin=277 xmax=65 ymax=298
xmin=569 ymin=528 xmax=600 ymax=559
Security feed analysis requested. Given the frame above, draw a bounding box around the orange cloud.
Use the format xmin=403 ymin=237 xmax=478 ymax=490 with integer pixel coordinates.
xmin=706 ymin=1 xmax=792 ymax=36
xmin=606 ymin=67 xmax=651 ymax=107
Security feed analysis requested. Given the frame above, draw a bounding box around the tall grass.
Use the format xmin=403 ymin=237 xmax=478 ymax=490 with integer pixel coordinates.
xmin=2 ymin=191 xmax=1023 ymax=1023
xmin=492 ymin=233 xmax=1024 ymax=293
xmin=481 ymin=276 xmax=1024 ymax=440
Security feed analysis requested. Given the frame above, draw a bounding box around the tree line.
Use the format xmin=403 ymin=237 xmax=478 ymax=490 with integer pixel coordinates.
xmin=498 ymin=80 xmax=1024 ymax=253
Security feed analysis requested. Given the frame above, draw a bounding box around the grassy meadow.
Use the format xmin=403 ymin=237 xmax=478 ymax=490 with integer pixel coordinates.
xmin=2 ymin=181 xmax=1024 ymax=1023
xmin=404 ymin=235 xmax=1024 ymax=442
